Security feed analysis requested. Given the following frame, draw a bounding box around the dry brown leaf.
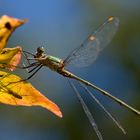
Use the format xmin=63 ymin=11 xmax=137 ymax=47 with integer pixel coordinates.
xmin=0 ymin=15 xmax=27 ymax=50
xmin=0 ymin=71 xmax=62 ymax=118
xmin=0 ymin=46 xmax=22 ymax=71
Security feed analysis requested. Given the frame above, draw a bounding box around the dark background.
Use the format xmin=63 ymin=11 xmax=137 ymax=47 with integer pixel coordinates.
xmin=0 ymin=0 xmax=140 ymax=140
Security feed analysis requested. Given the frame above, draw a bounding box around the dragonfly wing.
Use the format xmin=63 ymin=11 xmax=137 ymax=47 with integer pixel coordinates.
xmin=79 ymin=82 xmax=126 ymax=134
xmin=68 ymin=80 xmax=103 ymax=140
xmin=64 ymin=36 xmax=100 ymax=67
xmin=94 ymin=17 xmax=119 ymax=50
xmin=64 ymin=17 xmax=119 ymax=67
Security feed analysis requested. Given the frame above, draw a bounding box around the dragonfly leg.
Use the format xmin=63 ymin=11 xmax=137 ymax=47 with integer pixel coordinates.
xmin=19 ymin=62 xmax=39 ymax=69
xmin=24 ymin=64 xmax=43 ymax=80
xmin=22 ymin=50 xmax=35 ymax=57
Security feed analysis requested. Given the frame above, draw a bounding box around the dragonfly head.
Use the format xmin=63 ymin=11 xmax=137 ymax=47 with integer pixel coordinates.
xmin=37 ymin=46 xmax=45 ymax=53
xmin=35 ymin=46 xmax=45 ymax=58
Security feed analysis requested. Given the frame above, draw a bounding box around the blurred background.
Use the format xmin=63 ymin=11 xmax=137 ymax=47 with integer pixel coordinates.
xmin=0 ymin=0 xmax=140 ymax=140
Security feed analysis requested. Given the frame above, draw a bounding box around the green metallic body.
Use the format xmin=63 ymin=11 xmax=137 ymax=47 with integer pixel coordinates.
xmin=47 ymin=55 xmax=62 ymax=63
xmin=38 ymin=55 xmax=64 ymax=72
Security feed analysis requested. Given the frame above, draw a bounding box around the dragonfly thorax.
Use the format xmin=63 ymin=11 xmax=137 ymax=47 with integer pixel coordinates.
xmin=38 ymin=55 xmax=64 ymax=71
xmin=34 ymin=47 xmax=64 ymax=71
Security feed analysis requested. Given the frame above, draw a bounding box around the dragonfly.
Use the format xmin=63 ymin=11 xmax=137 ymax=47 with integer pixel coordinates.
xmin=21 ymin=16 xmax=140 ymax=140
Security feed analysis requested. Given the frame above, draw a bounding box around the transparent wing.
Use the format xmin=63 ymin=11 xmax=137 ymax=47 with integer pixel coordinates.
xmin=64 ymin=17 xmax=119 ymax=67
xmin=68 ymin=80 xmax=103 ymax=140
xmin=79 ymin=82 xmax=126 ymax=134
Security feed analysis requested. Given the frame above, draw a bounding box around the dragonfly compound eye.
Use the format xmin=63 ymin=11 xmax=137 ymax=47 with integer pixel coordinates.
xmin=37 ymin=47 xmax=45 ymax=53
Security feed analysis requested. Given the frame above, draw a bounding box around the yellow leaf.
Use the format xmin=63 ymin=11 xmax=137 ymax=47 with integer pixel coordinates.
xmin=0 ymin=15 xmax=27 ymax=50
xmin=0 ymin=71 xmax=62 ymax=118
xmin=0 ymin=46 xmax=22 ymax=71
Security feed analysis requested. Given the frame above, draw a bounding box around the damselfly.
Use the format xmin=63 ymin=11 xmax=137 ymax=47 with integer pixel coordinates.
xmin=21 ymin=17 xmax=140 ymax=140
